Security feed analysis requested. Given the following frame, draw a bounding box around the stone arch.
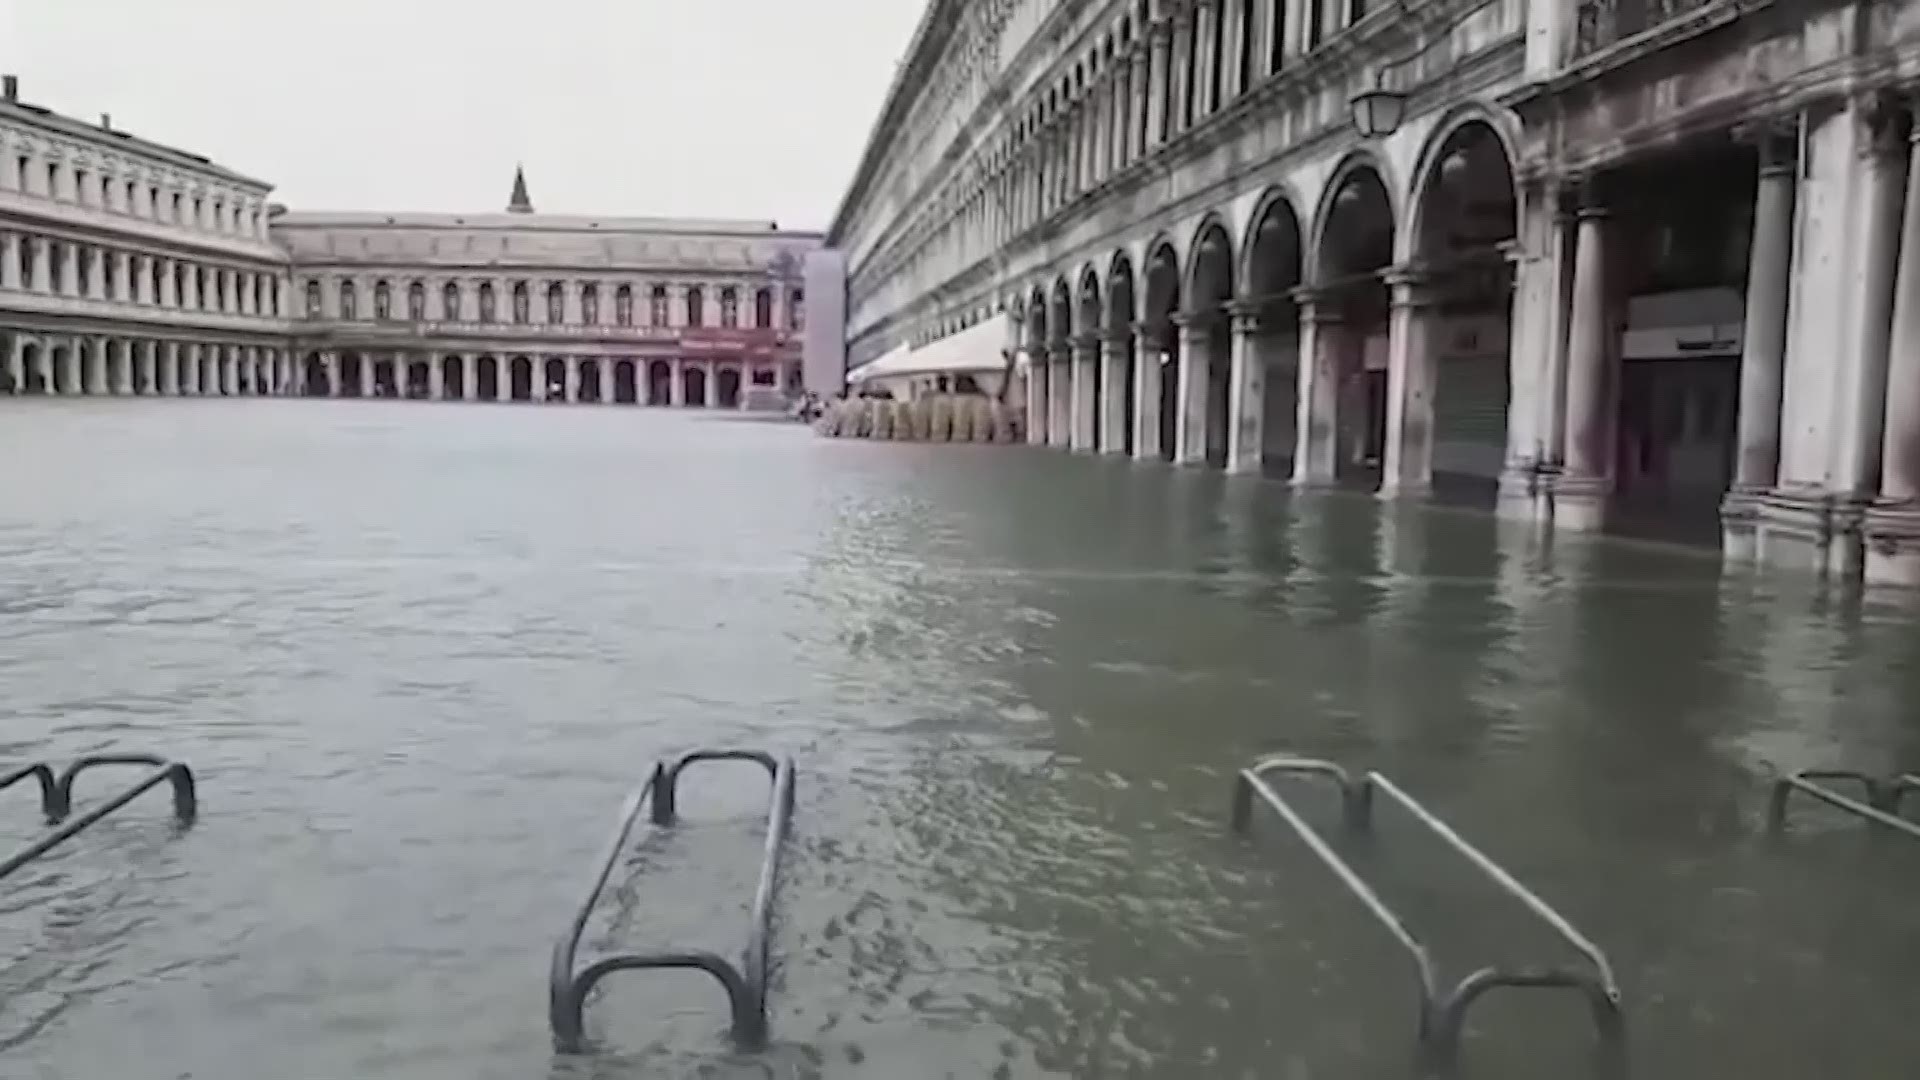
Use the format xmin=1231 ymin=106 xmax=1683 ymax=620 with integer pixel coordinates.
xmin=1307 ymin=148 xmax=1401 ymax=285
xmin=1076 ymin=264 xmax=1104 ymax=337
xmin=1142 ymin=239 xmax=1183 ymax=461
xmin=1141 ymin=236 xmax=1182 ymax=325
xmin=1106 ymin=251 xmax=1138 ymax=334
xmin=1240 ymin=185 xmax=1310 ymax=298
xmin=1048 ymin=277 xmax=1073 ymax=348
xmin=1184 ymin=214 xmax=1236 ymax=316
xmin=1404 ymin=102 xmax=1524 ymax=256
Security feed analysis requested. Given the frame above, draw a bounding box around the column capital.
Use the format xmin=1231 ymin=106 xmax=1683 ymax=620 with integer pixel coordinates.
xmin=1131 ymin=319 xmax=1173 ymax=349
xmin=1733 ymin=117 xmax=1800 ymax=174
xmin=1856 ymin=90 xmax=1910 ymax=160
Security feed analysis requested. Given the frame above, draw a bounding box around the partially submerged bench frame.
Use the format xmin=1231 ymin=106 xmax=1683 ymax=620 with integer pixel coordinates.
xmin=549 ymin=749 xmax=796 ymax=1054
xmin=0 ymin=754 xmax=198 ymax=881
xmin=1230 ymin=754 xmax=1625 ymax=1072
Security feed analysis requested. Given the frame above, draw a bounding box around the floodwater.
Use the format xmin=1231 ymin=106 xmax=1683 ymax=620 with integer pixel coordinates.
xmin=1 ymin=400 xmax=1918 ymax=1080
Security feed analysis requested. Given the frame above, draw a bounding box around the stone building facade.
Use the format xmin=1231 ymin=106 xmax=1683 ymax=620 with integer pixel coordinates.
xmin=826 ymin=0 xmax=1920 ymax=584
xmin=0 ymin=75 xmax=296 ymax=399
xmin=279 ymin=175 xmax=815 ymax=408
xmin=0 ymin=78 xmax=819 ymax=412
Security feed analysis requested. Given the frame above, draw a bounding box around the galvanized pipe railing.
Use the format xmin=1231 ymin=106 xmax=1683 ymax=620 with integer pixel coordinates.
xmin=0 ymin=754 xmax=199 ymax=881
xmin=1230 ymin=754 xmax=1625 ymax=1074
xmin=549 ymin=749 xmax=797 ymax=1055
xmin=1767 ymin=768 xmax=1920 ymax=842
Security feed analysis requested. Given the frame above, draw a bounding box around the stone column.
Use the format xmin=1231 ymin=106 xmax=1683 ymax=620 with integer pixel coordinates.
xmin=1099 ymin=333 xmax=1130 ymax=454
xmin=1025 ymin=350 xmax=1050 ymax=445
xmin=565 ymin=356 xmax=581 ymax=404
xmin=224 ymin=347 xmax=240 ymax=396
xmin=707 ymin=361 xmax=721 ymax=408
xmin=1146 ymin=19 xmax=1171 ymax=148
xmin=462 ymin=355 xmax=477 ymax=401
xmin=1292 ymin=289 xmax=1345 ymax=486
xmin=1225 ymin=302 xmax=1266 ymax=475
xmin=670 ymin=359 xmax=686 ymax=406
xmin=5 ymin=337 xmax=23 ymax=393
xmin=1722 ymin=126 xmax=1799 ymax=558
xmin=1048 ymin=348 xmax=1072 ymax=448
xmin=1221 ymin=0 xmax=1246 ymax=101
xmin=1134 ymin=323 xmax=1167 ymax=460
xmin=1168 ymin=10 xmax=1194 ymax=136
xmin=1836 ymin=110 xmax=1909 ymax=506
xmin=35 ymin=343 xmax=56 ymax=394
xmin=86 ymin=338 xmax=107 ymax=395
xmin=60 ymin=245 xmax=81 ymax=297
xmin=1173 ymin=316 xmax=1213 ymax=466
xmin=428 ymin=353 xmax=445 ymax=401
xmin=0 ymin=232 xmax=18 ymax=290
xmin=1192 ymin=0 xmax=1219 ymax=119
xmin=85 ymin=248 xmax=105 ymax=300
xmin=116 ymin=340 xmax=136 ymax=395
xmin=137 ymin=341 xmax=154 ymax=394
xmin=1070 ymin=335 xmax=1099 ymax=452
xmin=1130 ymin=46 xmax=1151 ymax=161
xmin=359 ymin=353 xmax=374 ymax=399
xmin=1379 ymin=267 xmax=1438 ymax=498
xmin=1558 ymin=187 xmax=1617 ymax=528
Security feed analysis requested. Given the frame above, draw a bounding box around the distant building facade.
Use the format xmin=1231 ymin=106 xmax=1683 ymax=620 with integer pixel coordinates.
xmin=0 ymin=76 xmax=819 ymax=411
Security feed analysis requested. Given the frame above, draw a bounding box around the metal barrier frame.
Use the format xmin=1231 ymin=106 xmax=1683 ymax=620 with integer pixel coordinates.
xmin=0 ymin=754 xmax=198 ymax=881
xmin=1767 ymin=769 xmax=1920 ymax=841
xmin=549 ymin=749 xmax=797 ymax=1055
xmin=1230 ymin=755 xmax=1625 ymax=1071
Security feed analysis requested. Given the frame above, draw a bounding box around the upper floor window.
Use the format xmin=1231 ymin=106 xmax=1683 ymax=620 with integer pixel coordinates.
xmin=582 ymin=284 xmax=599 ymax=325
xmin=512 ymin=282 xmax=530 ymax=324
xmin=192 ymin=197 xmax=203 ymax=225
xmin=124 ymin=180 xmax=136 ymax=213
xmin=407 ymin=281 xmax=426 ymax=321
xmin=546 ymin=282 xmax=565 ymax=323
xmin=790 ymin=288 xmax=806 ymax=331
xmin=444 ymin=281 xmax=462 ymax=320
xmin=374 ymin=280 xmax=392 ymax=320
xmin=686 ymin=286 xmax=705 ymax=328
xmin=720 ymin=287 xmax=739 ymax=329
xmin=47 ymin=163 xmax=60 ymax=199
xmin=479 ymin=283 xmax=497 ymax=322
xmin=754 ymin=288 xmax=772 ymax=329
xmin=340 ymin=280 xmax=358 ymax=320
xmin=172 ymin=193 xmax=183 ymax=222
xmin=649 ymin=285 xmax=668 ymax=326
xmin=615 ymin=285 xmax=633 ymax=327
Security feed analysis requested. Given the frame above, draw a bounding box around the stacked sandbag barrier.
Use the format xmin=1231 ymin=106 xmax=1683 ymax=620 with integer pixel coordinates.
xmin=814 ymin=395 xmax=1024 ymax=444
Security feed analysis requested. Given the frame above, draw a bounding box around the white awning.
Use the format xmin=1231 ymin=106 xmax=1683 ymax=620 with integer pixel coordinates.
xmin=848 ymin=314 xmax=1010 ymax=383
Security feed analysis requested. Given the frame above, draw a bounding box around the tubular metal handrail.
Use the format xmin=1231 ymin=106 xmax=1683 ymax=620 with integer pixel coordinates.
xmin=0 ymin=754 xmax=199 ymax=881
xmin=549 ymin=749 xmax=797 ymax=1055
xmin=1230 ymin=755 xmax=1625 ymax=1072
xmin=1767 ymin=768 xmax=1920 ymax=841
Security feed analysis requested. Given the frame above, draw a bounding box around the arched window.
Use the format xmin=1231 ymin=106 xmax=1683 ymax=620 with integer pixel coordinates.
xmin=649 ymin=285 xmax=669 ymax=326
xmin=720 ymin=287 xmax=739 ymax=328
xmin=615 ymin=285 xmax=633 ymax=326
xmin=582 ymin=284 xmax=599 ymax=325
xmin=790 ymin=288 xmax=805 ymax=330
xmin=340 ymin=280 xmax=358 ymax=320
xmin=686 ymin=286 xmax=705 ymax=328
xmin=407 ymin=281 xmax=426 ymax=321
xmin=754 ymin=287 xmax=773 ymax=329
xmin=374 ymin=280 xmax=392 ymax=320
xmin=547 ymin=282 xmax=565 ymax=323
xmin=512 ymin=282 xmax=530 ymax=324
xmin=443 ymin=281 xmax=462 ymax=320
xmin=479 ymin=283 xmax=497 ymax=323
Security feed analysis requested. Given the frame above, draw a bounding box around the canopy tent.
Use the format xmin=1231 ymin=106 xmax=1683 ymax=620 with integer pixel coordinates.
xmin=848 ymin=313 xmax=1010 ymax=385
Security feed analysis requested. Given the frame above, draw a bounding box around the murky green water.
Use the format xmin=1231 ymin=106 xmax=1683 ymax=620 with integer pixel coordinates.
xmin=1 ymin=399 xmax=1916 ymax=1079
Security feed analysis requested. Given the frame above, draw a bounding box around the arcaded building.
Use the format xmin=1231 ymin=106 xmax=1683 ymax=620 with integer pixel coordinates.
xmin=827 ymin=0 xmax=1920 ymax=584
xmin=0 ymin=76 xmax=819 ymax=412
xmin=279 ymin=169 xmax=817 ymax=408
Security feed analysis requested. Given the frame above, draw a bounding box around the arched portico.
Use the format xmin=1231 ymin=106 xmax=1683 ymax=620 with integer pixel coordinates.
xmin=647 ymin=359 xmax=673 ymax=405
xmin=1180 ymin=217 xmax=1235 ymax=468
xmin=614 ymin=359 xmax=639 ymax=404
xmin=1070 ymin=267 xmax=1104 ymax=452
xmin=440 ymin=354 xmax=465 ymax=400
xmin=1103 ymin=254 xmax=1138 ymax=457
xmin=1302 ymin=154 xmax=1398 ymax=487
xmin=1394 ymin=115 xmax=1521 ymax=502
xmin=1241 ymin=191 xmax=1308 ymax=477
xmin=1046 ymin=279 xmax=1074 ymax=449
xmin=1023 ymin=287 xmax=1052 ymax=444
xmin=1142 ymin=239 xmax=1182 ymax=462
xmin=476 ymin=355 xmax=501 ymax=401
xmin=683 ymin=362 xmax=708 ymax=407
xmin=509 ymin=355 xmax=534 ymax=401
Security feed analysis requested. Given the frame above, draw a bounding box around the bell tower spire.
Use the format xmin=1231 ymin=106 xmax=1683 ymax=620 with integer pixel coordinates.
xmin=506 ymin=164 xmax=533 ymax=214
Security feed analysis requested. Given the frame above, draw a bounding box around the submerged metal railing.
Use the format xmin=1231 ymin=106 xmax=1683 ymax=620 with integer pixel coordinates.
xmin=549 ymin=749 xmax=797 ymax=1055
xmin=1767 ymin=769 xmax=1920 ymax=842
xmin=1230 ymin=755 xmax=1625 ymax=1073
xmin=0 ymin=754 xmax=199 ymax=881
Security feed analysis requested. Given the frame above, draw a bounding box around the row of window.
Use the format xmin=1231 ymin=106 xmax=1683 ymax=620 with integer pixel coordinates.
xmin=0 ymin=228 xmax=285 ymax=316
xmin=305 ymin=278 xmax=806 ymax=331
xmin=2 ymin=142 xmax=269 ymax=241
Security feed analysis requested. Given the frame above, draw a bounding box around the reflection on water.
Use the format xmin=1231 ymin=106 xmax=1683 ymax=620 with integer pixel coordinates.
xmin=1 ymin=399 xmax=1918 ymax=1079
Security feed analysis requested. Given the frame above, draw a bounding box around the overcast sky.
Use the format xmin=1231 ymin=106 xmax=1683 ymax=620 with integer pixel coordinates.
xmin=1 ymin=0 xmax=920 ymax=229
